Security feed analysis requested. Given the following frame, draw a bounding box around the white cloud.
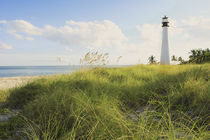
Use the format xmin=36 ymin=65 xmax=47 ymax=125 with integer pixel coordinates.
xmin=8 ymin=20 xmax=41 ymax=35
xmin=4 ymin=20 xmax=41 ymax=40
xmin=136 ymin=24 xmax=162 ymax=49
xmin=65 ymin=47 xmax=73 ymax=52
xmin=42 ymin=20 xmax=127 ymax=48
xmin=182 ymin=16 xmax=210 ymax=27
xmin=0 ymin=20 xmax=7 ymax=24
xmin=2 ymin=20 xmax=127 ymax=49
xmin=181 ymin=16 xmax=210 ymax=40
xmin=7 ymin=32 xmax=34 ymax=41
xmin=0 ymin=42 xmax=12 ymax=50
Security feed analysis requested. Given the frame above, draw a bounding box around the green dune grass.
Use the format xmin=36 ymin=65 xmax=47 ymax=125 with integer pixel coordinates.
xmin=1 ymin=64 xmax=210 ymax=139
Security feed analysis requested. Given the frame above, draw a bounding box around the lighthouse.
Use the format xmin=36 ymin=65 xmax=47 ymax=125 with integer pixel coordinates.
xmin=160 ymin=16 xmax=170 ymax=65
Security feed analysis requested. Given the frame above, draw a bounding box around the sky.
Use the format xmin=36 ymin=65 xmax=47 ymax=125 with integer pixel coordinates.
xmin=0 ymin=0 xmax=210 ymax=66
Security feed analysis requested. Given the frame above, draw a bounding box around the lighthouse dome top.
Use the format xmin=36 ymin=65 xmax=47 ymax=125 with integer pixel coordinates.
xmin=163 ymin=16 xmax=168 ymax=19
xmin=162 ymin=16 xmax=169 ymax=22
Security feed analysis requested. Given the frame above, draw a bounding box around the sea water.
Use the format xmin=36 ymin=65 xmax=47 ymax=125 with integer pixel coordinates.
xmin=0 ymin=65 xmax=127 ymax=77
xmin=0 ymin=66 xmax=81 ymax=77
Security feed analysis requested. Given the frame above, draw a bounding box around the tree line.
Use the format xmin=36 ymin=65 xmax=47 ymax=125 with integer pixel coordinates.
xmin=148 ymin=48 xmax=210 ymax=64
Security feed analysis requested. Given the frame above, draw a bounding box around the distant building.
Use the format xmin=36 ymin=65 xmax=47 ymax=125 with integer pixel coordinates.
xmin=160 ymin=16 xmax=170 ymax=65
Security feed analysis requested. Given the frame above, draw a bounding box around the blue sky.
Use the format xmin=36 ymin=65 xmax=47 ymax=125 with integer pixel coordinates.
xmin=0 ymin=0 xmax=210 ymax=65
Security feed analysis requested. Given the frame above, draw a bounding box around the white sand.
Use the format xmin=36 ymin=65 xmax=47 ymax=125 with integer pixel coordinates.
xmin=0 ymin=76 xmax=37 ymax=89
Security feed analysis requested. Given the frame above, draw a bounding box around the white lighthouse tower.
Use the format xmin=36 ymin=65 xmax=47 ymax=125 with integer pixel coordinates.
xmin=160 ymin=16 xmax=170 ymax=65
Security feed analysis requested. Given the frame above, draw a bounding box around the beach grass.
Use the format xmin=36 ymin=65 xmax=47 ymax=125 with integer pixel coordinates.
xmin=0 ymin=90 xmax=9 ymax=103
xmin=0 ymin=64 xmax=209 ymax=139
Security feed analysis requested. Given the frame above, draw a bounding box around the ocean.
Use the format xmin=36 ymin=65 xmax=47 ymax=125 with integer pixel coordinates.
xmin=0 ymin=66 xmax=80 ymax=77
xmin=0 ymin=65 xmax=127 ymax=77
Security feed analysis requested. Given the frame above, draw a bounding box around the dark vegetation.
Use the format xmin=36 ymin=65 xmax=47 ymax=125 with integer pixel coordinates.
xmin=171 ymin=48 xmax=210 ymax=64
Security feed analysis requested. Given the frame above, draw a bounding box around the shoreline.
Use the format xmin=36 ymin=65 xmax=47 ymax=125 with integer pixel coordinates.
xmin=0 ymin=76 xmax=38 ymax=89
xmin=0 ymin=74 xmax=66 ymax=89
xmin=0 ymin=72 xmax=74 ymax=89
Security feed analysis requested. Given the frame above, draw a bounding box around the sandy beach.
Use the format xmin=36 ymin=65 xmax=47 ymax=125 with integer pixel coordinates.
xmin=0 ymin=76 xmax=37 ymax=89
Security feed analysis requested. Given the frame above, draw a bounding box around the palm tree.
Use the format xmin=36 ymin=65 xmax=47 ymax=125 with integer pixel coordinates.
xmin=189 ymin=49 xmax=196 ymax=63
xmin=171 ymin=55 xmax=177 ymax=61
xmin=189 ymin=49 xmax=210 ymax=64
xmin=204 ymin=48 xmax=210 ymax=62
xmin=178 ymin=57 xmax=182 ymax=61
xmin=148 ymin=55 xmax=157 ymax=64
xmin=178 ymin=56 xmax=184 ymax=64
xmin=171 ymin=55 xmax=178 ymax=65
xmin=196 ymin=49 xmax=202 ymax=63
